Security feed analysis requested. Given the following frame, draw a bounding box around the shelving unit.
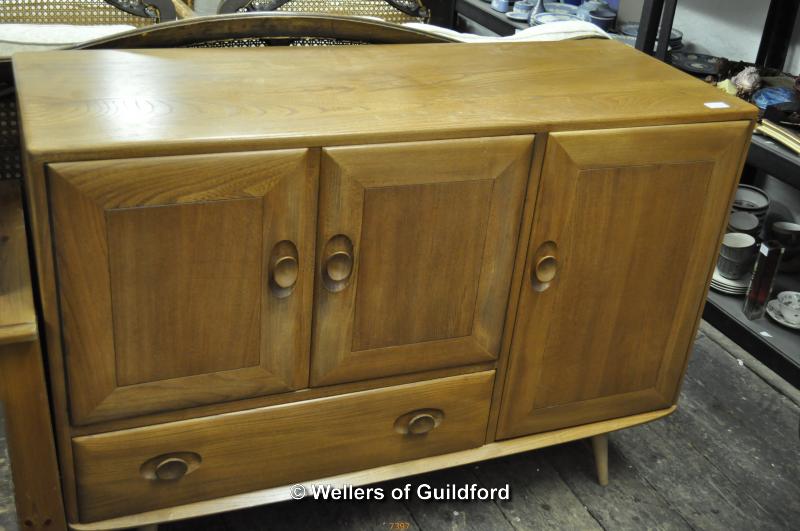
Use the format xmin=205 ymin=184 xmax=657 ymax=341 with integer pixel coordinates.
xmin=703 ymin=134 xmax=800 ymax=388
xmin=704 ymin=271 xmax=800 ymax=388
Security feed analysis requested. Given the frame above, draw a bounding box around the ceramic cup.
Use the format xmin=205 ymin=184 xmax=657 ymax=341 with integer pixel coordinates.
xmin=514 ymin=0 xmax=535 ymax=15
xmin=776 ymin=291 xmax=800 ymax=325
xmin=717 ymin=232 xmax=757 ymax=280
xmin=491 ymin=0 xmax=511 ymax=13
xmin=589 ymin=7 xmax=616 ymax=31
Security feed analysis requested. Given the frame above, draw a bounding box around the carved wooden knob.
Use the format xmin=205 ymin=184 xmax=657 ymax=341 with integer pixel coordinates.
xmin=535 ymin=255 xmax=558 ymax=284
xmin=140 ymin=452 xmax=201 ymax=482
xmin=154 ymin=457 xmax=189 ymax=481
xmin=326 ymin=251 xmax=353 ymax=283
xmin=408 ymin=413 xmax=437 ymax=435
xmin=273 ymin=255 xmax=299 ymax=289
xmin=394 ymin=409 xmax=443 ymax=435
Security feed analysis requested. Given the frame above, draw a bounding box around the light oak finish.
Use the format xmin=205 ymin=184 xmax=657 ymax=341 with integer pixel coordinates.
xmin=69 ymin=406 xmax=675 ymax=531
xmin=48 ymin=149 xmax=318 ymax=424
xmin=591 ymin=433 xmax=609 ymax=487
xmin=484 ymin=133 xmax=548 ymax=443
xmin=0 ymin=181 xmax=66 ymax=530
xmin=69 ymin=361 xmax=495 ymax=436
xmin=312 ymin=136 xmax=533 ymax=385
xmin=496 ymin=122 xmax=752 ymax=438
xmin=13 ymin=42 xmax=752 ymax=161
xmin=0 ymin=181 xmax=37 ymax=345
xmin=10 ymin=39 xmax=758 ymax=528
xmin=72 ymin=371 xmax=494 ymax=521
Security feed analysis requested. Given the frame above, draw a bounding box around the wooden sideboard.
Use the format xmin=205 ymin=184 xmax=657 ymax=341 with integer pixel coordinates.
xmin=11 ymin=39 xmax=756 ymax=529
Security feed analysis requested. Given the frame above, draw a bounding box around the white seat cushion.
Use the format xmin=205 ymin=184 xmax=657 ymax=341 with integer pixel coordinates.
xmin=0 ymin=23 xmax=135 ymax=56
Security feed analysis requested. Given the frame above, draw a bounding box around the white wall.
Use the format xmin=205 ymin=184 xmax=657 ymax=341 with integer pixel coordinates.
xmin=618 ymin=0 xmax=800 ymax=74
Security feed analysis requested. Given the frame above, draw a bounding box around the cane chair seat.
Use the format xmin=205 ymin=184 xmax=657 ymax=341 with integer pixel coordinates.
xmin=0 ymin=0 xmax=173 ymax=27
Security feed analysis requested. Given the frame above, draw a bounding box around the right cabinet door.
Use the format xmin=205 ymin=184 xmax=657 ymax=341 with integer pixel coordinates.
xmin=497 ymin=121 xmax=751 ymax=439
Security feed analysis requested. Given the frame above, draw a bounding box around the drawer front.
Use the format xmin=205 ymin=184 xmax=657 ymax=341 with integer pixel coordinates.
xmin=73 ymin=371 xmax=494 ymax=522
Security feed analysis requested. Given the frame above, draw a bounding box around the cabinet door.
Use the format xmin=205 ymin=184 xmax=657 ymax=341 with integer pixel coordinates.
xmin=49 ymin=150 xmax=318 ymax=424
xmin=312 ymin=136 xmax=534 ymax=385
xmin=497 ymin=122 xmax=751 ymax=439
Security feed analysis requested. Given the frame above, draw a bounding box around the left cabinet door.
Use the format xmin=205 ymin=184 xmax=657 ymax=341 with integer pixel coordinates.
xmin=48 ymin=150 xmax=318 ymax=425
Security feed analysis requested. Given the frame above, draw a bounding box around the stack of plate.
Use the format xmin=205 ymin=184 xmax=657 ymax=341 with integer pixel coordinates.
xmin=619 ymin=23 xmax=683 ymax=50
xmin=732 ymin=184 xmax=770 ymax=235
xmin=709 ymin=267 xmax=750 ymax=296
xmin=531 ymin=12 xmax=578 ymax=25
xmin=669 ymin=51 xmax=723 ymax=76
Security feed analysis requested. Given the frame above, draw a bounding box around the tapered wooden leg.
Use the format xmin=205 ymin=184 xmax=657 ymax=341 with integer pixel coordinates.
xmin=591 ymin=433 xmax=609 ymax=486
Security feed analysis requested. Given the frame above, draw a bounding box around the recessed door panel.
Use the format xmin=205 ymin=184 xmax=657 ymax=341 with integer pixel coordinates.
xmin=497 ymin=121 xmax=752 ymax=439
xmin=312 ymin=136 xmax=534 ymax=386
xmin=107 ymin=199 xmax=264 ymax=386
xmin=49 ymin=149 xmax=318 ymax=424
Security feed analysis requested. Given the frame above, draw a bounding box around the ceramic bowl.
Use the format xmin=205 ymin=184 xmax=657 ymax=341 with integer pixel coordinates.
xmin=727 ymin=211 xmax=760 ymax=236
xmin=777 ymin=291 xmax=800 ymax=325
xmin=491 ymin=0 xmax=511 ymax=13
xmin=772 ymin=221 xmax=800 ymax=245
xmin=531 ymin=12 xmax=578 ymax=24
xmin=733 ymin=184 xmax=770 ymax=212
xmin=514 ymin=0 xmax=535 ymax=13
xmin=589 ymin=7 xmax=616 ymax=31
xmin=543 ymin=2 xmax=578 ymax=15
xmin=577 ymin=0 xmax=605 ymax=21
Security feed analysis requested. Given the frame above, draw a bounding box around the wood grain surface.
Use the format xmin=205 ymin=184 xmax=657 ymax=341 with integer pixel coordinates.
xmin=0 ymin=181 xmax=37 ymax=344
xmin=13 ymin=40 xmax=755 ymax=160
xmin=72 ymin=371 xmax=494 ymax=522
xmin=0 ymin=182 xmax=66 ymax=530
xmin=496 ymin=121 xmax=752 ymax=438
xmin=48 ymin=149 xmax=318 ymax=424
xmin=69 ymin=405 xmax=675 ymax=530
xmin=311 ymin=136 xmax=533 ymax=385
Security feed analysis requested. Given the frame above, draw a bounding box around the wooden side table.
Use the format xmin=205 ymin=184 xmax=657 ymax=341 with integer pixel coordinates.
xmin=0 ymin=181 xmax=66 ymax=531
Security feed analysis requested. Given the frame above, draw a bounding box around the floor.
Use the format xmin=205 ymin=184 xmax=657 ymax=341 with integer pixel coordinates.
xmin=1 ymin=323 xmax=798 ymax=531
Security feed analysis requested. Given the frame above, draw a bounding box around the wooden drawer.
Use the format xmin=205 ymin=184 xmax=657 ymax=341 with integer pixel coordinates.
xmin=72 ymin=371 xmax=494 ymax=522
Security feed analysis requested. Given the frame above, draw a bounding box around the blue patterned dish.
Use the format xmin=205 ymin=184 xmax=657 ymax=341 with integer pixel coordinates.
xmin=531 ymin=12 xmax=578 ymax=24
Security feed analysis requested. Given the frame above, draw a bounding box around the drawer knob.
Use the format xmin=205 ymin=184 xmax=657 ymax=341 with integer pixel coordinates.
xmin=140 ymin=452 xmax=201 ymax=482
xmin=394 ymin=409 xmax=444 ymax=436
xmin=155 ymin=457 xmax=189 ymax=481
xmin=408 ymin=413 xmax=437 ymax=435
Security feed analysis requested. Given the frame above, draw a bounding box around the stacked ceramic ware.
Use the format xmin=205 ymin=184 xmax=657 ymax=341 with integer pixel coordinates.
xmin=711 ymin=232 xmax=757 ymax=295
xmin=731 ymin=184 xmax=770 ymax=235
xmin=710 ymin=184 xmax=771 ymax=296
xmin=770 ymin=220 xmax=800 ymax=272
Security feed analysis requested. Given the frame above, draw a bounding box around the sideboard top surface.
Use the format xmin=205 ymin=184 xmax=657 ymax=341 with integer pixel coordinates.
xmin=13 ymin=39 xmax=755 ymax=159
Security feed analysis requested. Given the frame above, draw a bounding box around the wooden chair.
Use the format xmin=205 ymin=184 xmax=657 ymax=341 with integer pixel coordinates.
xmin=0 ymin=1 xmax=198 ymax=181
xmin=0 ymin=0 xmax=181 ymax=27
xmin=218 ymin=0 xmax=429 ymax=24
xmin=217 ymin=0 xmax=457 ymax=28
